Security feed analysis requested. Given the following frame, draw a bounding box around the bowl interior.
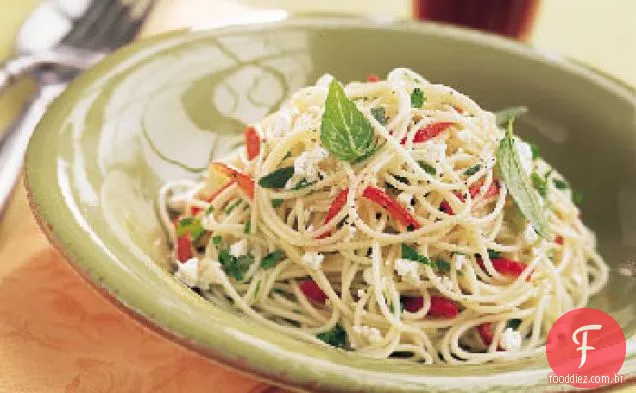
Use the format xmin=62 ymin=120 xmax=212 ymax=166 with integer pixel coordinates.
xmin=26 ymin=16 xmax=636 ymax=393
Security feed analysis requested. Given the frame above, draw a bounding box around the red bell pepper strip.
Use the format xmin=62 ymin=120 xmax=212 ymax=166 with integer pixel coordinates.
xmin=555 ymin=235 xmax=564 ymax=245
xmin=401 ymin=122 xmax=454 ymax=144
xmin=478 ymin=323 xmax=494 ymax=346
xmin=245 ymin=126 xmax=260 ymax=160
xmin=318 ymin=188 xmax=349 ymax=239
xmin=210 ymin=162 xmax=255 ymax=200
xmin=191 ymin=180 xmax=235 ymax=215
xmin=367 ymin=73 xmax=380 ymax=82
xmin=477 ymin=257 xmax=528 ymax=278
xmin=177 ymin=235 xmax=193 ymax=263
xmin=362 ymin=186 xmax=421 ymax=230
xmin=402 ymin=295 xmax=458 ymax=318
xmin=439 ymin=180 xmax=500 ymax=216
xmin=299 ymin=279 xmax=327 ymax=304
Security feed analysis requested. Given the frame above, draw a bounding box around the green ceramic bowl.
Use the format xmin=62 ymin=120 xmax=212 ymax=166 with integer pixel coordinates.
xmin=25 ymin=16 xmax=636 ymax=393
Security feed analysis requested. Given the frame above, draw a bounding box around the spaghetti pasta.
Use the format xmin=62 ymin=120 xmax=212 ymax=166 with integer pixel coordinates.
xmin=157 ymin=68 xmax=608 ymax=364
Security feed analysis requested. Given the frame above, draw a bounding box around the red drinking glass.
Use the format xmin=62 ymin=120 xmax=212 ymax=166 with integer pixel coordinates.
xmin=413 ymin=0 xmax=540 ymax=40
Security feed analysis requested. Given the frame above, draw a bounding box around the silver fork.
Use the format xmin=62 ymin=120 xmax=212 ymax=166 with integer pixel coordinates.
xmin=0 ymin=0 xmax=156 ymax=215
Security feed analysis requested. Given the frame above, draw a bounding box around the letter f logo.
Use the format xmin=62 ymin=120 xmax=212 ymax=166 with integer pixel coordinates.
xmin=572 ymin=324 xmax=602 ymax=368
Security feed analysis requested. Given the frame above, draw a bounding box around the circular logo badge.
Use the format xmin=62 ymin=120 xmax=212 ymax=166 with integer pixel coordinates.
xmin=546 ymin=308 xmax=626 ymax=388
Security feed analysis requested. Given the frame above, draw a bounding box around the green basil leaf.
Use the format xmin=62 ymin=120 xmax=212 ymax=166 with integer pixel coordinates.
xmin=418 ymin=161 xmax=437 ymax=175
xmin=219 ymin=248 xmax=253 ymax=281
xmin=272 ymin=199 xmax=284 ymax=208
xmin=496 ymin=121 xmax=550 ymax=239
xmin=411 ymin=87 xmax=425 ymax=108
xmin=260 ymin=250 xmax=285 ymax=269
xmin=495 ymin=106 xmax=528 ymax=127
xmin=371 ymin=106 xmax=387 ymax=125
xmin=401 ymin=244 xmax=431 ymax=266
xmin=320 ymin=79 xmax=377 ymax=162
xmin=464 ymin=164 xmax=482 ymax=176
xmin=258 ymin=166 xmax=294 ymax=189
xmin=243 ymin=219 xmax=251 ymax=234
xmin=530 ymin=143 xmax=541 ymax=160
xmin=317 ymin=324 xmax=347 ymax=349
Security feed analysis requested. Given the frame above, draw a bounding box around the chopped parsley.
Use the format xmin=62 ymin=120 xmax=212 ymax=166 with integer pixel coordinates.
xmin=433 ymin=259 xmax=451 ymax=271
xmin=260 ymin=250 xmax=285 ymax=269
xmin=530 ymin=143 xmax=541 ymax=160
xmin=176 ymin=217 xmax=206 ymax=242
xmin=410 ymin=87 xmax=425 ymax=108
xmin=573 ymin=189 xmax=584 ymax=206
xmin=531 ymin=173 xmax=547 ymax=198
xmin=464 ymin=164 xmax=482 ymax=176
xmin=487 ymin=249 xmax=501 ymax=259
xmin=258 ymin=166 xmax=294 ymax=189
xmin=418 ymin=161 xmax=436 ymax=175
xmin=282 ymin=150 xmax=293 ymax=160
xmin=507 ymin=318 xmax=522 ymax=330
xmin=272 ymin=199 xmax=284 ymax=208
xmin=211 ymin=235 xmax=223 ymax=248
xmin=553 ymin=178 xmax=569 ymax=189
xmin=205 ymin=205 xmax=215 ymax=214
xmin=243 ymin=219 xmax=251 ymax=234
xmin=401 ymin=244 xmax=430 ymax=265
xmin=389 ymin=301 xmax=404 ymax=314
xmin=371 ymin=106 xmax=387 ymax=125
xmin=218 ymin=248 xmax=253 ymax=281
xmin=316 ymin=324 xmax=347 ymax=349
xmin=225 ymin=199 xmax=243 ymax=214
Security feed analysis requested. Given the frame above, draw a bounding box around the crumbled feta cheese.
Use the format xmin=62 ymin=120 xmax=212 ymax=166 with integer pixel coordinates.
xmin=301 ymin=251 xmax=324 ymax=270
xmin=456 ymin=130 xmax=472 ymax=143
xmin=353 ymin=325 xmax=383 ymax=344
xmin=174 ymin=258 xmax=199 ymax=287
xmin=500 ymin=328 xmax=522 ymax=351
xmin=229 ymin=239 xmax=248 ymax=258
xmin=514 ymin=138 xmax=533 ymax=176
xmin=524 ymin=224 xmax=539 ymax=244
xmin=439 ymin=276 xmax=454 ymax=291
xmin=453 ymin=253 xmax=466 ymax=271
xmin=397 ymin=192 xmax=414 ymax=207
xmin=394 ymin=259 xmax=420 ymax=285
xmin=265 ymin=109 xmax=293 ymax=139
xmin=426 ymin=141 xmax=447 ymax=161
xmin=316 ymin=73 xmax=334 ymax=88
xmin=294 ymin=146 xmax=329 ymax=183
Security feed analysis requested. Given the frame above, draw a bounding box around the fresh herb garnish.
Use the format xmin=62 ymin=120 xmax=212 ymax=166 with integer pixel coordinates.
xmin=496 ymin=120 xmax=550 ymax=239
xmin=401 ymin=244 xmax=430 ymax=265
xmin=219 ymin=248 xmax=253 ymax=281
xmin=176 ymin=217 xmax=206 ymax=242
xmin=487 ymin=249 xmax=501 ymax=259
xmin=553 ymin=178 xmax=569 ymax=189
xmin=253 ymin=280 xmax=261 ymax=299
xmin=418 ymin=161 xmax=437 ymax=175
xmin=292 ymin=178 xmax=314 ymax=190
xmin=433 ymin=259 xmax=451 ymax=271
xmin=272 ymin=199 xmax=284 ymax=208
xmin=225 ymin=199 xmax=243 ymax=214
xmin=494 ymin=106 xmax=528 ymax=127
xmin=244 ymin=219 xmax=251 ymax=234
xmin=531 ymin=173 xmax=547 ymax=198
xmin=389 ymin=301 xmax=404 ymax=314
xmin=316 ymin=324 xmax=347 ymax=349
xmin=258 ymin=166 xmax=294 ymax=189
xmin=260 ymin=250 xmax=285 ymax=269
xmin=573 ymin=189 xmax=584 ymax=206
xmin=320 ymin=79 xmax=377 ymax=162
xmin=411 ymin=87 xmax=425 ymax=108
xmin=464 ymin=164 xmax=482 ymax=176
xmin=205 ymin=205 xmax=215 ymax=214
xmin=530 ymin=143 xmax=541 ymax=160
xmin=212 ymin=235 xmax=222 ymax=248
xmin=371 ymin=106 xmax=387 ymax=125
xmin=507 ymin=318 xmax=522 ymax=330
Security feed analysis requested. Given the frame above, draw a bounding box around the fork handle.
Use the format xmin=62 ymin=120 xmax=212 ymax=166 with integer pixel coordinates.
xmin=0 ymin=49 xmax=104 ymax=94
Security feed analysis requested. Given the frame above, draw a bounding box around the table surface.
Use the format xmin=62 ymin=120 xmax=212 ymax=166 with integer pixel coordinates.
xmin=0 ymin=1 xmax=634 ymax=392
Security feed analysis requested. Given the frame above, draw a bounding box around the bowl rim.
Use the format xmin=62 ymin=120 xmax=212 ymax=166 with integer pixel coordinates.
xmin=25 ymin=14 xmax=636 ymax=393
